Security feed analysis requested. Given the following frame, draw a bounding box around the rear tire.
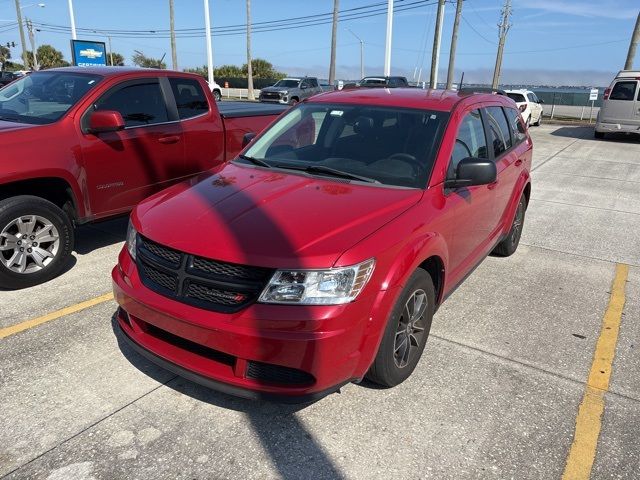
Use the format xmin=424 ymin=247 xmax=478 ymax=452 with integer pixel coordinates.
xmin=493 ymin=195 xmax=526 ymax=257
xmin=366 ymin=269 xmax=435 ymax=387
xmin=213 ymin=90 xmax=222 ymax=102
xmin=534 ymin=112 xmax=542 ymax=126
xmin=0 ymin=196 xmax=74 ymax=289
xmin=594 ymin=130 xmax=605 ymax=139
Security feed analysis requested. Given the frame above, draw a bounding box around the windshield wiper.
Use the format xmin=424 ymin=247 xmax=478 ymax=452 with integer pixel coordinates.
xmin=275 ymin=164 xmax=379 ymax=184
xmin=237 ymin=154 xmax=271 ymax=168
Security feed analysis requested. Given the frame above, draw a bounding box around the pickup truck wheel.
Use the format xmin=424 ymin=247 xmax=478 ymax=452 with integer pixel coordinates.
xmin=213 ymin=89 xmax=222 ymax=102
xmin=366 ymin=269 xmax=435 ymax=387
xmin=0 ymin=196 xmax=74 ymax=289
xmin=289 ymin=97 xmax=299 ymax=106
xmin=492 ymin=195 xmax=526 ymax=257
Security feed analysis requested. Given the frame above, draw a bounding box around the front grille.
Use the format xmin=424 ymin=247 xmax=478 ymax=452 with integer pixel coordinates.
xmin=261 ymin=92 xmax=281 ymax=100
xmin=137 ymin=235 xmax=274 ymax=313
xmin=246 ymin=361 xmax=315 ymax=386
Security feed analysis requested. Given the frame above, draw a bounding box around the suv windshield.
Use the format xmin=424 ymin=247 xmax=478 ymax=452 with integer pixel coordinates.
xmin=274 ymin=79 xmax=300 ymax=88
xmin=239 ymin=103 xmax=449 ymax=188
xmin=506 ymin=92 xmax=526 ymax=103
xmin=0 ymin=71 xmax=102 ymax=124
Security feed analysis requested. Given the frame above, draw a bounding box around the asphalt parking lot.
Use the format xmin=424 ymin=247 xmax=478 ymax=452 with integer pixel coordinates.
xmin=1 ymin=124 xmax=638 ymax=479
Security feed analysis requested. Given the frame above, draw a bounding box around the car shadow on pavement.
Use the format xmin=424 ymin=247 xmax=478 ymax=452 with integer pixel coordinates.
xmin=74 ymin=216 xmax=128 ymax=255
xmin=550 ymin=125 xmax=640 ymax=143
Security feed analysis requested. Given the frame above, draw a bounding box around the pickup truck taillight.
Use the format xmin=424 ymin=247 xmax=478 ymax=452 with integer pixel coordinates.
xmin=603 ymin=88 xmax=611 ymax=100
xmin=518 ymin=104 xmax=527 ymax=113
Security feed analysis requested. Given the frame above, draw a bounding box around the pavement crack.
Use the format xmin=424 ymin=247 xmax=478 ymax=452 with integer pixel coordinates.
xmin=530 ymin=198 xmax=640 ymax=217
xmin=531 ymin=138 xmax=581 ymax=172
xmin=1 ymin=375 xmax=178 ymax=479
xmin=519 ymin=242 xmax=640 ymax=268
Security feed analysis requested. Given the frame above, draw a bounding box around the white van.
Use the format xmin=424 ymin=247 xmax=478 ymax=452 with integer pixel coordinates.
xmin=594 ymin=71 xmax=640 ymax=138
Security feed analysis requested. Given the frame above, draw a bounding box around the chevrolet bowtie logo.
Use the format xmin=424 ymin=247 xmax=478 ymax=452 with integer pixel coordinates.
xmin=79 ymin=48 xmax=103 ymax=59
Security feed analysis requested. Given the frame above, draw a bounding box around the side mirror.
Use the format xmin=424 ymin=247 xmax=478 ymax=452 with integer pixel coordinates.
xmin=242 ymin=132 xmax=256 ymax=147
xmin=89 ymin=110 xmax=125 ymax=134
xmin=444 ymin=157 xmax=497 ymax=189
xmin=538 ymin=99 xmax=544 ymax=104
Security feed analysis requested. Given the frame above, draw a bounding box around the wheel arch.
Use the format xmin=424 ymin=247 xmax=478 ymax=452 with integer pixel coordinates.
xmin=418 ymin=255 xmax=446 ymax=307
xmin=0 ymin=177 xmax=81 ymax=222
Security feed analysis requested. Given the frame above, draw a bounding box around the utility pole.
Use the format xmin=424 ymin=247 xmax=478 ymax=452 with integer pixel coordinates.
xmin=492 ymin=0 xmax=512 ymax=89
xmin=26 ymin=18 xmax=37 ymax=70
xmin=384 ymin=0 xmax=393 ymax=76
xmin=329 ymin=0 xmax=339 ymax=86
xmin=108 ymin=36 xmax=113 ymax=66
xmin=446 ymin=0 xmax=463 ymax=90
xmin=14 ymin=0 xmax=28 ymax=68
xmin=348 ymin=29 xmax=364 ymax=79
xmin=429 ymin=0 xmax=445 ymax=89
xmin=246 ymin=0 xmax=254 ymax=100
xmin=624 ymin=11 xmax=640 ymax=70
xmin=203 ymin=0 xmax=214 ymax=85
xmin=169 ymin=0 xmax=177 ymax=70
xmin=67 ymin=0 xmax=77 ymax=39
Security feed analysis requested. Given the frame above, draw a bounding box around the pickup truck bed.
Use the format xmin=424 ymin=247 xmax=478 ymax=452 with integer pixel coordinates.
xmin=218 ymin=102 xmax=288 ymax=118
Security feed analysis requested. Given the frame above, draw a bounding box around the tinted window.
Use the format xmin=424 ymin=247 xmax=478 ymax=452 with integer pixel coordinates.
xmin=308 ymin=78 xmax=319 ymax=88
xmin=504 ymin=107 xmax=527 ymax=144
xmin=485 ymin=107 xmax=512 ymax=158
xmin=95 ymin=82 xmax=168 ymax=127
xmin=526 ymin=93 xmax=536 ymax=102
xmin=169 ymin=78 xmax=209 ymax=120
xmin=448 ymin=110 xmax=488 ymax=178
xmin=241 ymin=103 xmax=449 ymax=188
xmin=609 ymin=81 xmax=637 ymax=101
xmin=507 ymin=92 xmax=526 ymax=103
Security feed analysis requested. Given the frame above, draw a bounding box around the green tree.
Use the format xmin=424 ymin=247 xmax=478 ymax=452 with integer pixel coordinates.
xmin=241 ymin=58 xmax=286 ymax=79
xmin=215 ymin=64 xmax=243 ymax=77
xmin=106 ymin=52 xmax=125 ymax=66
xmin=0 ymin=45 xmax=10 ymax=71
xmin=132 ymin=51 xmax=166 ymax=69
xmin=25 ymin=45 xmax=69 ymax=70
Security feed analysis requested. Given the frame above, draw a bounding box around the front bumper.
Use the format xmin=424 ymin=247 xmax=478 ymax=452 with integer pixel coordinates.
xmin=259 ymin=94 xmax=288 ymax=104
xmin=112 ymin=249 xmax=396 ymax=402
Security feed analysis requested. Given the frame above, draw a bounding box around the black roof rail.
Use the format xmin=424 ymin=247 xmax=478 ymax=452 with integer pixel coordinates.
xmin=458 ymin=87 xmax=507 ymax=96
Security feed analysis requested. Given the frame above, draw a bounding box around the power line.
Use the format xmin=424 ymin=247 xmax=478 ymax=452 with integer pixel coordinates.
xmin=461 ymin=13 xmax=496 ymax=45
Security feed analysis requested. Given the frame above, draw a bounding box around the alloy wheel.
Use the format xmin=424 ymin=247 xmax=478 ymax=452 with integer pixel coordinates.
xmin=0 ymin=215 xmax=60 ymax=274
xmin=393 ymin=289 xmax=428 ymax=368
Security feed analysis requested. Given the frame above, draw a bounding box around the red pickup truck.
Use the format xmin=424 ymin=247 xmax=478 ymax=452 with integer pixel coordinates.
xmin=0 ymin=67 xmax=284 ymax=288
xmin=113 ymin=87 xmax=533 ymax=402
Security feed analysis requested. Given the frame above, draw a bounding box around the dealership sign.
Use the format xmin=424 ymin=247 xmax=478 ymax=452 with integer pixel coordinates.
xmin=71 ymin=40 xmax=107 ymax=67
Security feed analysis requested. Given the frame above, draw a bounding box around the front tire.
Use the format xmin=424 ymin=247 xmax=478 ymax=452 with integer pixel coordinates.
xmin=493 ymin=195 xmax=526 ymax=257
xmin=289 ymin=97 xmax=299 ymax=106
xmin=594 ymin=130 xmax=605 ymax=139
xmin=366 ymin=269 xmax=435 ymax=387
xmin=0 ymin=196 xmax=74 ymax=289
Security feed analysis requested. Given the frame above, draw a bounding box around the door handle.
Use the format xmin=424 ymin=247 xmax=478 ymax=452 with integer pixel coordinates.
xmin=158 ymin=135 xmax=180 ymax=144
xmin=515 ymin=159 xmax=523 ymax=166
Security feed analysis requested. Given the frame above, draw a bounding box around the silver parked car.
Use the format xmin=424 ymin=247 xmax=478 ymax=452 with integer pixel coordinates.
xmin=595 ymin=70 xmax=640 ymax=139
xmin=259 ymin=77 xmax=323 ymax=105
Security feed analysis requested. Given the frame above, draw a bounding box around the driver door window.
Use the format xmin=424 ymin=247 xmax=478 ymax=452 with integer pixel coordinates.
xmin=94 ymin=81 xmax=169 ymax=127
xmin=448 ymin=109 xmax=487 ymax=178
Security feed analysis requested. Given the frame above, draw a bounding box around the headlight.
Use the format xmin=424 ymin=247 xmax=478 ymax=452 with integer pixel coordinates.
xmin=259 ymin=258 xmax=375 ymax=305
xmin=280 ymin=90 xmax=288 ymax=95
xmin=126 ymin=220 xmax=137 ymax=260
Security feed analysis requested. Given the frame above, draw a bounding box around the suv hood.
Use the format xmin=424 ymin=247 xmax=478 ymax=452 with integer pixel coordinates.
xmin=261 ymin=86 xmax=293 ymax=93
xmin=134 ymin=163 xmax=422 ymax=268
xmin=0 ymin=119 xmax=34 ymax=133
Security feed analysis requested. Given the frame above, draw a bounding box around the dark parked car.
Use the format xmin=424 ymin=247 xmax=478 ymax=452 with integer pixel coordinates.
xmin=0 ymin=71 xmax=17 ymax=87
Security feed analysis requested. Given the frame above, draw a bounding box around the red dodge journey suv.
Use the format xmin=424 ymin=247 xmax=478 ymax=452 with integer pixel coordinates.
xmin=112 ymin=88 xmax=532 ymax=402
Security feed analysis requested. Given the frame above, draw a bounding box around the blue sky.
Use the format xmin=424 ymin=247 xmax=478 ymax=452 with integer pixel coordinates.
xmin=0 ymin=0 xmax=638 ymax=86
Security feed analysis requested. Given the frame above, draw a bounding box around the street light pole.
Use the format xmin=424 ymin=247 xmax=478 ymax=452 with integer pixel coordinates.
xmin=384 ymin=0 xmax=393 ymax=76
xmin=246 ymin=0 xmax=254 ymax=100
xmin=348 ymin=29 xmax=364 ymax=79
xmin=169 ymin=0 xmax=177 ymax=70
xmin=13 ymin=0 xmax=28 ymax=68
xmin=67 ymin=0 xmax=76 ymax=39
xmin=203 ymin=0 xmax=214 ymax=85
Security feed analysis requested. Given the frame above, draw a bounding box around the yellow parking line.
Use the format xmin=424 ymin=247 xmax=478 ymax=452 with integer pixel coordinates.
xmin=562 ymin=263 xmax=628 ymax=480
xmin=0 ymin=292 xmax=114 ymax=340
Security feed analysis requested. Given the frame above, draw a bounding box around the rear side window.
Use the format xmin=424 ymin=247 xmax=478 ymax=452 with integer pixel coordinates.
xmin=169 ymin=78 xmax=209 ymax=120
xmin=609 ymin=81 xmax=637 ymax=101
xmin=95 ymin=81 xmax=168 ymax=127
xmin=526 ymin=93 xmax=536 ymax=102
xmin=507 ymin=92 xmax=526 ymax=103
xmin=448 ymin=109 xmax=488 ymax=178
xmin=504 ymin=107 xmax=527 ymax=145
xmin=485 ymin=107 xmax=512 ymax=158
